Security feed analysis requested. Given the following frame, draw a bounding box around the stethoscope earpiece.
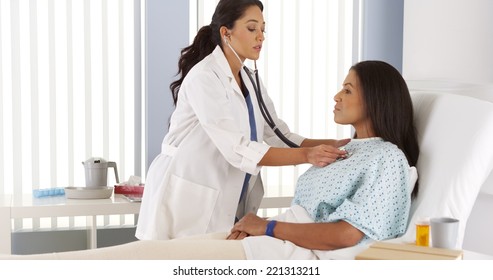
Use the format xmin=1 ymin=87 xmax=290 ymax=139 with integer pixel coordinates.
xmin=223 ymin=33 xmax=231 ymax=44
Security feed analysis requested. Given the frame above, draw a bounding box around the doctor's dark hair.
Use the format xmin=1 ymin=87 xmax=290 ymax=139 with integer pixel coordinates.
xmin=351 ymin=60 xmax=420 ymax=199
xmin=169 ymin=0 xmax=264 ymax=105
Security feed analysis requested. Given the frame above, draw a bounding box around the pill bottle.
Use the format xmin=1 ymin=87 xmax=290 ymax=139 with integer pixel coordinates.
xmin=415 ymin=217 xmax=430 ymax=247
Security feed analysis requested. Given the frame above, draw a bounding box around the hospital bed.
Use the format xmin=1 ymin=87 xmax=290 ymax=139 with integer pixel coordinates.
xmin=2 ymin=80 xmax=493 ymax=259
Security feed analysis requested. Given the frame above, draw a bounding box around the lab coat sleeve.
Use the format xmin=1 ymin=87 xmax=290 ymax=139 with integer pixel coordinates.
xmin=257 ymin=79 xmax=306 ymax=147
xmin=182 ymin=70 xmax=269 ymax=175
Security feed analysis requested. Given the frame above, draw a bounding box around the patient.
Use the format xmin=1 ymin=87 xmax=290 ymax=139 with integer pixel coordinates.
xmin=229 ymin=60 xmax=420 ymax=259
xmin=0 ymin=60 xmax=419 ymax=260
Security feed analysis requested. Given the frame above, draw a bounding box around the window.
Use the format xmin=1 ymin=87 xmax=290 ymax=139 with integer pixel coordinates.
xmin=191 ymin=0 xmax=358 ymax=214
xmin=0 ymin=0 xmax=144 ymax=230
xmin=0 ymin=0 xmax=144 ymax=195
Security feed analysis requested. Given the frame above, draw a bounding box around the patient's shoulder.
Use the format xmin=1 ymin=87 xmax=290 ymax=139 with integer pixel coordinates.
xmin=348 ymin=138 xmax=406 ymax=160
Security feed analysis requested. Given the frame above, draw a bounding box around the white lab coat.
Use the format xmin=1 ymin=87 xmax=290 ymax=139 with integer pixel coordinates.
xmin=136 ymin=46 xmax=305 ymax=240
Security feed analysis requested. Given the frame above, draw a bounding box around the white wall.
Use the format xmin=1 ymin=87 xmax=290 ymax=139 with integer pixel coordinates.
xmin=361 ymin=0 xmax=404 ymax=71
xmin=146 ymin=0 xmax=189 ymax=170
xmin=403 ymin=0 xmax=493 ymax=255
xmin=403 ymin=0 xmax=493 ymax=84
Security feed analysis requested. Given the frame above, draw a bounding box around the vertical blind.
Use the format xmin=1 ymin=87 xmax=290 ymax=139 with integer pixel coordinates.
xmin=191 ymin=0 xmax=357 ymax=210
xmin=0 ymin=0 xmax=142 ymax=196
xmin=0 ymin=0 xmax=143 ymax=230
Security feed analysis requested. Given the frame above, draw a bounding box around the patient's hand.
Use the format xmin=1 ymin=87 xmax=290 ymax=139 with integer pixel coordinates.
xmin=226 ymin=230 xmax=249 ymax=240
xmin=227 ymin=213 xmax=269 ymax=240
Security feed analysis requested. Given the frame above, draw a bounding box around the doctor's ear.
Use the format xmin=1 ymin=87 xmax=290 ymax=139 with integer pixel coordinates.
xmin=223 ymin=34 xmax=231 ymax=44
xmin=220 ymin=27 xmax=231 ymax=40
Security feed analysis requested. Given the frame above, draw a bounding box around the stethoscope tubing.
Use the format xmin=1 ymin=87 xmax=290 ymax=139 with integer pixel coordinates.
xmin=243 ymin=66 xmax=299 ymax=148
xmin=225 ymin=37 xmax=299 ymax=148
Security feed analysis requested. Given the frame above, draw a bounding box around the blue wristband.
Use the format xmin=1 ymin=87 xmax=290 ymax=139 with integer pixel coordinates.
xmin=265 ymin=220 xmax=277 ymax=237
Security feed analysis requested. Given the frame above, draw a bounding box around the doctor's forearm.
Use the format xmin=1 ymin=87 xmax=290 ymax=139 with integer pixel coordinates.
xmin=259 ymin=145 xmax=347 ymax=167
xmin=258 ymin=147 xmax=308 ymax=166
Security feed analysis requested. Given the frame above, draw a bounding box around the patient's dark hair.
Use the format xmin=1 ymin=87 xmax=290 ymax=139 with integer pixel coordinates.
xmin=169 ymin=0 xmax=264 ymax=105
xmin=351 ymin=60 xmax=420 ymax=199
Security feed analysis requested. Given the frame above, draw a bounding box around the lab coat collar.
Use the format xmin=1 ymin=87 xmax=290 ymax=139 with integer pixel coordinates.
xmin=212 ymin=46 xmax=234 ymax=79
xmin=211 ymin=46 xmax=253 ymax=98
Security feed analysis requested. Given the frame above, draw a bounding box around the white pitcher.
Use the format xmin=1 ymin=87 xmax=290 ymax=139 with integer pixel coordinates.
xmin=82 ymin=157 xmax=120 ymax=188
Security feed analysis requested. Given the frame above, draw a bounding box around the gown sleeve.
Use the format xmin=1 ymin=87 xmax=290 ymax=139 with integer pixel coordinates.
xmin=324 ymin=149 xmax=411 ymax=241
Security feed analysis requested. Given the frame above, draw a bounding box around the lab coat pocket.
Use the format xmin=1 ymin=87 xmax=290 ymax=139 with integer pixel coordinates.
xmin=165 ymin=174 xmax=219 ymax=238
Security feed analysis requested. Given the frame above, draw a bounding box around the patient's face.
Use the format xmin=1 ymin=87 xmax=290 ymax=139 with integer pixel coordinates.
xmin=333 ymin=70 xmax=373 ymax=137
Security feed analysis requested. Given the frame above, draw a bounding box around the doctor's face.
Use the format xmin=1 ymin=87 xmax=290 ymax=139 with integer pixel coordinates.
xmin=333 ymin=70 xmax=373 ymax=138
xmin=226 ymin=5 xmax=265 ymax=61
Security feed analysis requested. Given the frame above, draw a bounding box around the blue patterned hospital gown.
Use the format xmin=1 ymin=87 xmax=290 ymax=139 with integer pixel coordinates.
xmin=292 ymin=137 xmax=411 ymax=242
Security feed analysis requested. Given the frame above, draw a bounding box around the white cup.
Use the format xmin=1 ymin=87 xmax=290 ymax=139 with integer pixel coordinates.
xmin=430 ymin=217 xmax=459 ymax=249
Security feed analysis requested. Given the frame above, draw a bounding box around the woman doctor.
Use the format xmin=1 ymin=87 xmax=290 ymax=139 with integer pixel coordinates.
xmin=136 ymin=0 xmax=349 ymax=241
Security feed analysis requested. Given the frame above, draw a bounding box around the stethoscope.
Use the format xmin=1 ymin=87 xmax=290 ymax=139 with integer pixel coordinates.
xmin=224 ymin=36 xmax=299 ymax=148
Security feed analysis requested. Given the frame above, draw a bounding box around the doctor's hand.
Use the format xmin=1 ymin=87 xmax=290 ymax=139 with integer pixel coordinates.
xmin=227 ymin=213 xmax=269 ymax=240
xmin=306 ymin=144 xmax=348 ymax=167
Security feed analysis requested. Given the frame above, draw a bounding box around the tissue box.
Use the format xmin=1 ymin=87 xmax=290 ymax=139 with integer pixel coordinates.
xmin=114 ymin=184 xmax=144 ymax=195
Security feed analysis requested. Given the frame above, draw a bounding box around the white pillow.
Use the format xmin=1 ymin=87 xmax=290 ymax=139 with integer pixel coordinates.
xmin=408 ymin=166 xmax=418 ymax=195
xmin=401 ymin=92 xmax=493 ymax=248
